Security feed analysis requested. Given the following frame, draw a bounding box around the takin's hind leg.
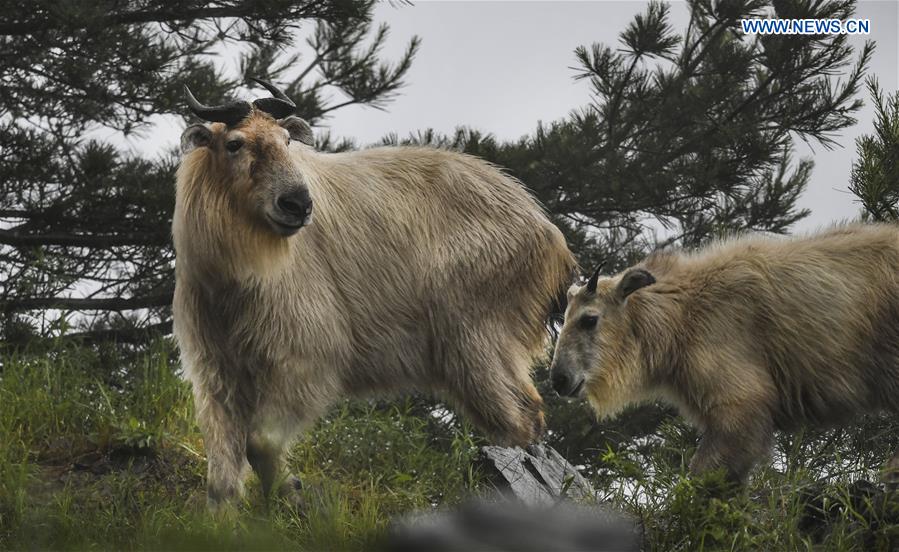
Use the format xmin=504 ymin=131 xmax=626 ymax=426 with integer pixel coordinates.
xmin=246 ymin=431 xmax=303 ymax=505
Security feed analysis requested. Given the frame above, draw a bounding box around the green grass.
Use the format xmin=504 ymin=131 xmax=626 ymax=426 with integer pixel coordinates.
xmin=0 ymin=342 xmax=483 ymax=550
xmin=1 ymin=342 xmax=898 ymax=550
xmin=586 ymin=418 xmax=899 ymax=550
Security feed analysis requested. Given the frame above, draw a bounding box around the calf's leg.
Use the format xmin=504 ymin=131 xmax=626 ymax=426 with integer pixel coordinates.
xmin=690 ymin=406 xmax=774 ymax=485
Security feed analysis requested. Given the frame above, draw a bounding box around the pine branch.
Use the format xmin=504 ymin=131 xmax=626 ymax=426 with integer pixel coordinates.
xmin=0 ymin=229 xmax=169 ymax=248
xmin=1 ymin=293 xmax=173 ymax=312
xmin=0 ymin=1 xmax=358 ymax=37
xmin=64 ymin=320 xmax=174 ymax=345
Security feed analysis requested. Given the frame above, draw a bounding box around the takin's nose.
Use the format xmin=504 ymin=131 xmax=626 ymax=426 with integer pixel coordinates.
xmin=269 ymin=189 xmax=313 ymax=236
xmin=551 ymin=367 xmax=585 ymax=397
xmin=276 ymin=190 xmax=313 ymax=221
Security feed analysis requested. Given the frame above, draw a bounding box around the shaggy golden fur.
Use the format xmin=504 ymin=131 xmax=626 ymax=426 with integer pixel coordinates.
xmin=551 ymin=224 xmax=899 ymax=482
xmin=173 ymin=111 xmax=575 ymax=509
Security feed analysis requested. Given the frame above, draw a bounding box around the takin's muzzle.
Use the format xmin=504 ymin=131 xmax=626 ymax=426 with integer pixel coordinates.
xmin=550 ymin=359 xmax=586 ymax=398
xmin=267 ymin=188 xmax=313 ymax=236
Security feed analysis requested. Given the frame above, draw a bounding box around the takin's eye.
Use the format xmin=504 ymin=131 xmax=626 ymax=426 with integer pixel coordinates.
xmin=225 ymin=139 xmax=244 ymax=153
xmin=579 ymin=314 xmax=599 ymax=330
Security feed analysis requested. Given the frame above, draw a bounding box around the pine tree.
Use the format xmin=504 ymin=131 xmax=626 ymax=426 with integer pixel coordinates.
xmin=848 ymin=78 xmax=899 ymax=221
xmin=0 ymin=0 xmax=419 ymax=346
xmin=522 ymin=0 xmax=870 ymax=266
xmin=387 ymin=0 xmax=871 ymax=271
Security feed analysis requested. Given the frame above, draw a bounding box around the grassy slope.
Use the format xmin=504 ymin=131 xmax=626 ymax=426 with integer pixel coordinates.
xmin=0 ymin=343 xmax=482 ymax=550
xmin=1 ymin=342 xmax=897 ymax=550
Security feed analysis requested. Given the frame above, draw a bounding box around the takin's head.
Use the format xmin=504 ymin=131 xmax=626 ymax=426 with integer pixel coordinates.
xmin=549 ymin=264 xmax=658 ymax=417
xmin=176 ymin=79 xmax=316 ymax=259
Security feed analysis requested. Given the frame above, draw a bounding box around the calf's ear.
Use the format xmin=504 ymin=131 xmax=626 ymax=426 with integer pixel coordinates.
xmin=181 ymin=124 xmax=212 ymax=154
xmin=616 ymin=268 xmax=656 ymax=300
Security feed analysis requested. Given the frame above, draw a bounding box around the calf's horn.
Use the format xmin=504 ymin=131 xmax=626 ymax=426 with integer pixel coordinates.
xmin=585 ymin=261 xmax=606 ymax=294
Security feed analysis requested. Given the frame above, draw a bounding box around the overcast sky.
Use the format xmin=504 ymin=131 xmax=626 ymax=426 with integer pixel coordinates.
xmin=134 ymin=1 xmax=899 ymax=233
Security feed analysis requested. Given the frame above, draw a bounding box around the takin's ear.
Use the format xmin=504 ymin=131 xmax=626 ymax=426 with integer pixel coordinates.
xmin=281 ymin=116 xmax=314 ymax=146
xmin=616 ymin=268 xmax=656 ymax=301
xmin=180 ymin=124 xmax=212 ymax=154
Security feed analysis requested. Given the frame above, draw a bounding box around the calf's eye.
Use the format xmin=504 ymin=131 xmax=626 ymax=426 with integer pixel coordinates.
xmin=579 ymin=315 xmax=599 ymax=330
xmin=225 ymin=140 xmax=243 ymax=153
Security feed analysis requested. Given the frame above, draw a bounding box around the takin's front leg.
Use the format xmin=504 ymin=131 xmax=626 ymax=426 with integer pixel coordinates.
xmin=195 ymin=394 xmax=249 ymax=514
xmin=246 ymin=431 xmax=303 ymax=505
xmin=447 ymin=346 xmax=545 ymax=447
xmin=689 ymin=406 xmax=774 ymax=485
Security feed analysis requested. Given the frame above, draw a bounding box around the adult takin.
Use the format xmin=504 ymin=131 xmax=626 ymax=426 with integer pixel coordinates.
xmin=550 ymin=224 xmax=899 ymax=484
xmin=173 ymin=79 xmax=575 ymax=510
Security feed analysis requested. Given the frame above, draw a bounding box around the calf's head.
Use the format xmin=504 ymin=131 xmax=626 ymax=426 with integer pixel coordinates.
xmin=550 ymin=265 xmax=657 ymax=417
xmin=178 ymin=79 xmax=316 ymax=240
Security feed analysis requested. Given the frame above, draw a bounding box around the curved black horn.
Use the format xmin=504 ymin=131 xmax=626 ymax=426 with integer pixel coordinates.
xmin=249 ymin=77 xmax=296 ymax=119
xmin=585 ymin=261 xmax=606 ymax=294
xmin=184 ymin=86 xmax=251 ymax=126
xmin=249 ymin=77 xmax=293 ymax=102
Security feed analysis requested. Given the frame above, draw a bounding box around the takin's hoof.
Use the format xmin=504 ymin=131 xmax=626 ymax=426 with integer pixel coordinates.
xmin=514 ymin=407 xmax=547 ymax=447
xmin=206 ymin=497 xmax=240 ymax=523
xmin=489 ymin=408 xmax=546 ymax=448
xmin=275 ymin=475 xmax=325 ymax=515
xmin=881 ymin=456 xmax=899 ymax=491
xmin=276 ymin=474 xmax=305 ymax=506
xmin=205 ymin=483 xmax=244 ymax=521
xmin=184 ymin=489 xmax=211 ymax=516
xmin=467 ymin=384 xmax=546 ymax=447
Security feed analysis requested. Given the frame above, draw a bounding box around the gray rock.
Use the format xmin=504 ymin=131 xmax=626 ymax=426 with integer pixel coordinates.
xmin=385 ymin=444 xmax=643 ymax=552
xmin=480 ymin=443 xmax=596 ymax=505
